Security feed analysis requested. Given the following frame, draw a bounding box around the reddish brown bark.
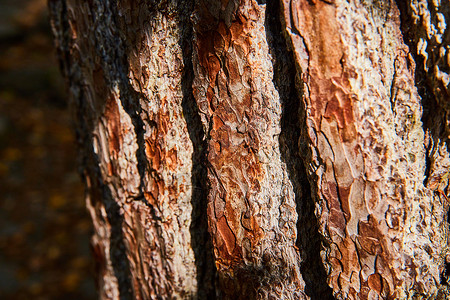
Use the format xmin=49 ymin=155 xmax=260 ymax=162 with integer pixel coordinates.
xmin=49 ymin=0 xmax=450 ymax=299
xmin=282 ymin=0 xmax=449 ymax=298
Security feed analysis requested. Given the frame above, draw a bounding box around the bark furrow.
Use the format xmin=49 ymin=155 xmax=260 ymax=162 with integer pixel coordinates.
xmin=281 ymin=0 xmax=448 ymax=298
xmin=191 ymin=0 xmax=307 ymax=298
xmin=396 ymin=0 xmax=450 ymax=294
xmin=266 ymin=1 xmax=334 ymax=298
xmin=48 ymin=0 xmax=450 ymax=299
xmin=51 ymin=0 xmax=202 ymax=298
xmin=177 ymin=0 xmax=218 ymax=298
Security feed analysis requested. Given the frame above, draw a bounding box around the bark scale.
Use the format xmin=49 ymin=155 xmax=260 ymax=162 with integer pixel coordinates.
xmin=49 ymin=0 xmax=450 ymax=299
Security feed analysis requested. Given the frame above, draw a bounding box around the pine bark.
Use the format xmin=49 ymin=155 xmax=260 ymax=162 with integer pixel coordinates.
xmin=49 ymin=0 xmax=450 ymax=299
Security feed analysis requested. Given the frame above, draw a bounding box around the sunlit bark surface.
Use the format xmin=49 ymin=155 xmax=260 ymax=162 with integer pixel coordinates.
xmin=49 ymin=0 xmax=450 ymax=299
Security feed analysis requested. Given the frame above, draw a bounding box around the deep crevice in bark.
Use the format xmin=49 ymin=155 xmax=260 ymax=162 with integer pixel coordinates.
xmin=265 ymin=2 xmax=334 ymax=299
xmin=95 ymin=154 xmax=134 ymax=300
xmin=442 ymin=261 xmax=450 ymax=285
xmin=50 ymin=2 xmax=134 ymax=299
xmin=396 ymin=1 xmax=450 ymax=289
xmin=96 ymin=7 xmax=137 ymax=300
xmin=108 ymin=5 xmax=151 ymax=209
xmin=396 ymin=0 xmax=450 ymax=174
xmin=92 ymin=2 xmax=158 ymax=297
xmin=177 ymin=0 xmax=217 ymax=298
xmin=80 ymin=89 xmax=135 ymax=300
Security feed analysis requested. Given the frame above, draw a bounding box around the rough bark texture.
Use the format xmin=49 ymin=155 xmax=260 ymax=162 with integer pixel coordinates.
xmin=281 ymin=0 xmax=450 ymax=298
xmin=191 ymin=1 xmax=308 ymax=298
xmin=49 ymin=0 xmax=450 ymax=299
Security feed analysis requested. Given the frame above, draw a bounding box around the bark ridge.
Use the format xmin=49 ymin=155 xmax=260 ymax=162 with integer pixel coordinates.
xmin=49 ymin=0 xmax=450 ymax=299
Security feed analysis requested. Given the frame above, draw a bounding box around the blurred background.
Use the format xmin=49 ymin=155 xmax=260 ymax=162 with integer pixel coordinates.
xmin=0 ymin=0 xmax=96 ymax=299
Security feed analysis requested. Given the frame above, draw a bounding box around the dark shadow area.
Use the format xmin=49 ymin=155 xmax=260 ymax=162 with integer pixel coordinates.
xmin=395 ymin=0 xmax=450 ymax=180
xmin=71 ymin=0 xmax=217 ymax=298
xmin=396 ymin=0 xmax=450 ymax=288
xmin=107 ymin=2 xmax=164 ymax=226
xmin=55 ymin=1 xmax=140 ymax=298
xmin=264 ymin=1 xmax=334 ymax=299
xmin=90 ymin=1 xmax=171 ymax=298
xmin=56 ymin=2 xmax=135 ymax=297
xmin=177 ymin=0 xmax=217 ymax=298
xmin=441 ymin=260 xmax=450 ymax=285
xmin=88 ymin=151 xmax=134 ymax=300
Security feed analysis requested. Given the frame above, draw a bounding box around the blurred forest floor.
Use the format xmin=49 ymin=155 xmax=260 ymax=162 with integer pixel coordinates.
xmin=0 ymin=0 xmax=96 ymax=299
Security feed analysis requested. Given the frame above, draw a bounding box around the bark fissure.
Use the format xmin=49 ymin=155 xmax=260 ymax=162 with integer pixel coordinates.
xmin=396 ymin=0 xmax=450 ymax=180
xmin=265 ymin=1 xmax=333 ymax=299
xmin=107 ymin=3 xmax=201 ymax=297
xmin=396 ymin=4 xmax=450 ymax=293
xmin=49 ymin=0 xmax=450 ymax=298
xmin=397 ymin=0 xmax=450 ymax=175
xmin=389 ymin=58 xmax=398 ymax=114
xmin=424 ymin=137 xmax=436 ymax=186
xmin=279 ymin=0 xmax=448 ymax=297
xmin=191 ymin=1 xmax=309 ymax=297
xmin=396 ymin=2 xmax=441 ymax=134
xmin=90 ymin=2 xmax=143 ymax=298
xmin=108 ymin=3 xmax=149 ymax=204
xmin=96 ymin=155 xmax=134 ymax=300
xmin=50 ymin=1 xmax=135 ymax=298
xmin=176 ymin=0 xmax=217 ymax=298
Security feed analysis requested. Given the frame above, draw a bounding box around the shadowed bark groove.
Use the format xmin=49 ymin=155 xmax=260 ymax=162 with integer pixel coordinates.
xmin=395 ymin=1 xmax=450 ymax=139
xmin=81 ymin=2 xmax=141 ymax=298
xmin=280 ymin=0 xmax=448 ymax=298
xmin=108 ymin=1 xmax=163 ymax=222
xmin=111 ymin=2 xmax=201 ymax=297
xmin=51 ymin=1 xmax=202 ymax=297
xmin=395 ymin=0 xmax=450 ymax=174
xmin=98 ymin=4 xmax=166 ymax=298
xmin=265 ymin=1 xmax=334 ymax=299
xmin=49 ymin=0 xmax=450 ymax=298
xmin=191 ymin=1 xmax=308 ymax=298
xmin=49 ymin=2 xmax=135 ymax=298
xmin=177 ymin=0 xmax=218 ymax=298
xmin=93 ymin=153 xmax=134 ymax=300
xmin=396 ymin=1 xmax=450 ymax=291
xmin=50 ymin=4 xmax=135 ymax=299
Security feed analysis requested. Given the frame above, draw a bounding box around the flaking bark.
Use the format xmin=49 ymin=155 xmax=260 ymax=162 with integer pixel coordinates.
xmin=49 ymin=0 xmax=450 ymax=299
xmin=281 ymin=0 xmax=448 ymax=298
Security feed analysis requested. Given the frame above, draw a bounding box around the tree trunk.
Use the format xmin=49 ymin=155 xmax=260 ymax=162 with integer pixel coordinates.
xmin=49 ymin=0 xmax=450 ymax=299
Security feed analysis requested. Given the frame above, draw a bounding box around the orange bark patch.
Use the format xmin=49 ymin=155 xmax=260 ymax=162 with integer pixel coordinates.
xmin=145 ymin=140 xmax=161 ymax=170
xmin=368 ymin=273 xmax=383 ymax=295
xmin=293 ymin=0 xmax=343 ymax=77
xmin=104 ymin=96 xmax=122 ymax=156
xmin=357 ymin=216 xmax=384 ymax=255
xmin=292 ymin=0 xmax=356 ymax=137
xmin=217 ymin=216 xmax=237 ymax=255
xmin=293 ymin=0 xmax=359 ymax=240
xmin=166 ymin=149 xmax=178 ymax=172
xmin=195 ymin=3 xmax=265 ymax=272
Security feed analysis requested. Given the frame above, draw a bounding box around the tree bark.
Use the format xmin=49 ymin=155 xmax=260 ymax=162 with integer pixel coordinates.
xmin=49 ymin=0 xmax=450 ymax=299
